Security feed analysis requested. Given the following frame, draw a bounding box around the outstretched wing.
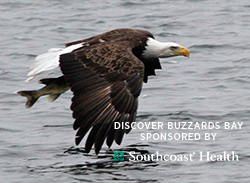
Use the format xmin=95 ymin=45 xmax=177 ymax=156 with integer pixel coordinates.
xmin=59 ymin=40 xmax=144 ymax=154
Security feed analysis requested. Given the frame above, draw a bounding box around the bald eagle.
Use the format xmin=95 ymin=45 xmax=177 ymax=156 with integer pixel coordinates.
xmin=18 ymin=28 xmax=190 ymax=154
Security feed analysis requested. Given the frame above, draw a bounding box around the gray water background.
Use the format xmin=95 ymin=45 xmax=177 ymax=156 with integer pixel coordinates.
xmin=1 ymin=0 xmax=250 ymax=182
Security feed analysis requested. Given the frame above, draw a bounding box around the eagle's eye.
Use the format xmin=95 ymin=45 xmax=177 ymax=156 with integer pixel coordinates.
xmin=170 ymin=46 xmax=179 ymax=50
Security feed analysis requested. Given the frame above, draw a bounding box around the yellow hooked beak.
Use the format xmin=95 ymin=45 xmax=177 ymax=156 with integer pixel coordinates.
xmin=175 ymin=46 xmax=190 ymax=57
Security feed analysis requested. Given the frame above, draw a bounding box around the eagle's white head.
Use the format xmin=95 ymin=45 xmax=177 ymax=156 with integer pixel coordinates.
xmin=143 ymin=37 xmax=190 ymax=58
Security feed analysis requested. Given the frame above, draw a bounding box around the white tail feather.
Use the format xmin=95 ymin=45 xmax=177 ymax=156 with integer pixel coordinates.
xmin=25 ymin=43 xmax=84 ymax=82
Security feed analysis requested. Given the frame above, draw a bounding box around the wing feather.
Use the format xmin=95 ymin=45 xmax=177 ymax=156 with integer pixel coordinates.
xmin=59 ymin=39 xmax=144 ymax=154
xmin=106 ymin=122 xmax=116 ymax=147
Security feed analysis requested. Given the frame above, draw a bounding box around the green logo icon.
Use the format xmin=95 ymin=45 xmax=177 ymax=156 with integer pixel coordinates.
xmin=114 ymin=151 xmax=124 ymax=161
